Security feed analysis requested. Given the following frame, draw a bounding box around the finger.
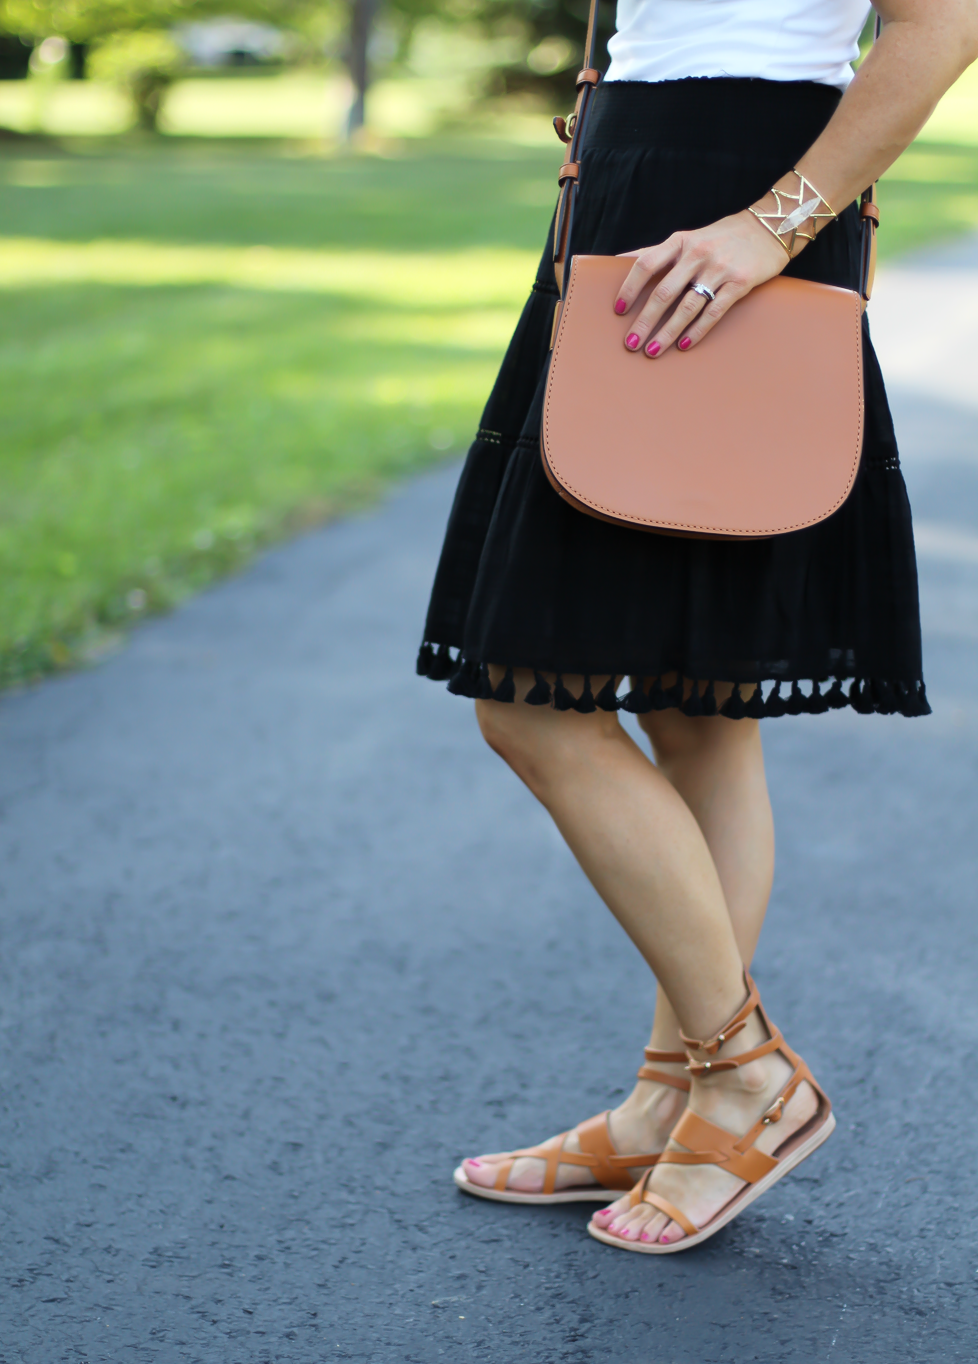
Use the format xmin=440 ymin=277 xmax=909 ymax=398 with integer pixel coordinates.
xmin=628 ymin=263 xmax=708 ymax=354
xmin=613 ymin=234 xmax=683 ymax=316
xmin=669 ymin=280 xmax=750 ymax=352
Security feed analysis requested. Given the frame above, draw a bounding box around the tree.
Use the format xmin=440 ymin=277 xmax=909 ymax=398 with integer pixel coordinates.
xmin=87 ymin=28 xmax=184 ymax=128
xmin=0 ymin=0 xmax=334 ymax=46
xmin=345 ymin=0 xmax=377 ymax=135
xmin=0 ymin=0 xmax=606 ymax=138
xmin=463 ymin=0 xmax=614 ymax=101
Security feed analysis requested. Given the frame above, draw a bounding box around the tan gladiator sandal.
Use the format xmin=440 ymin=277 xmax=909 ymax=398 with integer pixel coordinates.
xmin=587 ymin=975 xmax=835 ymax=1250
xmin=452 ymin=1048 xmax=691 ymax=1205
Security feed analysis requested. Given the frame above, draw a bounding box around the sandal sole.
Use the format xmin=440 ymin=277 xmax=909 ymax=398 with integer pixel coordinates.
xmin=453 ymin=1166 xmax=627 ymax=1205
xmin=586 ymin=1109 xmax=836 ymax=1253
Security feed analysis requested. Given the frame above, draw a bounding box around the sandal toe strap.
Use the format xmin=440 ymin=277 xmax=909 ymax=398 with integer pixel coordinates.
xmin=640 ymin=1190 xmax=700 ymax=1239
xmin=492 ymin=1132 xmax=582 ymax=1194
xmin=575 ymin=1111 xmax=659 ymax=1189
xmin=493 ymin=1111 xmax=658 ymax=1194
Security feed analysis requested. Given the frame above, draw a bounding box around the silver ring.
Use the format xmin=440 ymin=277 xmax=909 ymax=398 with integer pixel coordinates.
xmin=689 ymin=282 xmax=717 ymax=302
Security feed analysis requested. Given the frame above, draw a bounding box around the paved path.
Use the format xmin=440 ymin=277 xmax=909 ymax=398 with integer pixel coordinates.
xmin=2 ymin=240 xmax=978 ymax=1364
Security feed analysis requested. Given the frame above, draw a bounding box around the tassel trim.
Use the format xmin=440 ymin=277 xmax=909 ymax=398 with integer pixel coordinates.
xmin=419 ymin=644 xmax=931 ymax=719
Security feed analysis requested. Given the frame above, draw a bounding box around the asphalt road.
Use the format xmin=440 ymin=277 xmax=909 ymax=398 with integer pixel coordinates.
xmin=2 ymin=242 xmax=978 ymax=1364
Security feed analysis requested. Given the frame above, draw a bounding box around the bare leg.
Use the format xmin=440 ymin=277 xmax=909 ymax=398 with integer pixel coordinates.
xmin=464 ymin=681 xmax=776 ymax=1195
xmin=463 ymin=672 xmax=815 ymax=1243
xmin=465 ymin=673 xmax=760 ymax=1193
xmin=602 ymin=704 xmax=775 ymax=1109
xmin=638 ymin=705 xmax=775 ymax=964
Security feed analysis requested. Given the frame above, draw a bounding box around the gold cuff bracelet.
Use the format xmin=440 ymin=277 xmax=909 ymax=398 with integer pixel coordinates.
xmin=748 ymin=170 xmax=838 ymax=258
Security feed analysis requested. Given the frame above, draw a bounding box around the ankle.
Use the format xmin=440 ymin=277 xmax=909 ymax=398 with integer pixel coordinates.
xmin=684 ymin=1007 xmax=788 ymax=1104
xmin=617 ymin=1078 xmax=687 ymax=1128
xmin=684 ymin=999 xmax=767 ymax=1067
xmin=690 ymin=1051 xmax=787 ymax=1105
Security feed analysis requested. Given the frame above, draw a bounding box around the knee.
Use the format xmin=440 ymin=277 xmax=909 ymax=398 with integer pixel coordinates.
xmin=639 ymin=707 xmax=758 ymax=768
xmin=475 ymin=698 xmax=544 ymax=790
xmin=476 ymin=699 xmax=561 ymax=800
xmin=475 ymin=699 xmax=614 ymax=803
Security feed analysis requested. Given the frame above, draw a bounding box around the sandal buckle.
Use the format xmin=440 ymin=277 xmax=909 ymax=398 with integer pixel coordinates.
xmin=762 ymin=1096 xmax=786 ymax=1125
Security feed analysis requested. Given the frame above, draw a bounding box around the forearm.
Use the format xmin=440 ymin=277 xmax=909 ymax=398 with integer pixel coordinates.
xmin=797 ymin=2 xmax=978 ymax=211
xmin=755 ymin=0 xmax=978 ymax=239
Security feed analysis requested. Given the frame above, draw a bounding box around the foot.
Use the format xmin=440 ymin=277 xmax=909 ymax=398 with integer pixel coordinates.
xmin=591 ymin=1018 xmax=819 ymax=1245
xmin=460 ymin=1067 xmax=688 ymax=1195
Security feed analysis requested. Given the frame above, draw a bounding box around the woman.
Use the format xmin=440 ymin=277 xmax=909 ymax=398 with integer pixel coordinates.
xmin=417 ymin=0 xmax=978 ymax=1252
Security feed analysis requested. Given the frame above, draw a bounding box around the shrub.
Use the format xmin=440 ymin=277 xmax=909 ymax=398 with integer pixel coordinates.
xmin=88 ymin=30 xmax=183 ymax=130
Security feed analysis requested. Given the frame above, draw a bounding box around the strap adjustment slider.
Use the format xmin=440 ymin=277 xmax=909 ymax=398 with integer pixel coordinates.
xmin=860 ymin=201 xmax=880 ymax=226
xmin=762 ymin=1096 xmax=786 ymax=1125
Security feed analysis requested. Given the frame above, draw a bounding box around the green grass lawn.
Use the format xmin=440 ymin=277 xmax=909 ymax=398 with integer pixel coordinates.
xmin=2 ymin=101 xmax=978 ymax=688
xmin=0 ymin=137 xmax=558 ymax=685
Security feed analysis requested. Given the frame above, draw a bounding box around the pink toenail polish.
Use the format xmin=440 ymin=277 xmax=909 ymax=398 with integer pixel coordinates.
xmin=625 ymin=333 xmax=640 ymax=350
xmin=614 ymin=298 xmax=627 ymax=314
xmin=640 ymin=1231 xmax=652 ymax=1242
xmin=646 ymin=340 xmax=660 ymax=357
xmin=679 ymin=336 xmax=692 ymax=350
xmin=467 ymin=1159 xmax=482 ymax=1167
xmin=599 ymin=1207 xmax=613 ymax=1216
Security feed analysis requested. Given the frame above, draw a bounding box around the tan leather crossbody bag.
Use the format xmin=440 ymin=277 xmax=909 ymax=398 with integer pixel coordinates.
xmin=541 ymin=3 xmax=881 ymax=540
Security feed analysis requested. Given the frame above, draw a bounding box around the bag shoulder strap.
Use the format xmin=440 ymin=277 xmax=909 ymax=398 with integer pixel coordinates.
xmin=551 ymin=3 xmax=880 ymax=303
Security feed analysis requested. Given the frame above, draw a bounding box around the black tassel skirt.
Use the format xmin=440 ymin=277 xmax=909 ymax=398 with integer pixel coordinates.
xmin=417 ymin=77 xmax=929 ymax=719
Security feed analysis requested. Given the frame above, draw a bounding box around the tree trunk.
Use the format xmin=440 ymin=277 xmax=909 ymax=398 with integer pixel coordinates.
xmin=346 ymin=0 xmax=379 ymax=137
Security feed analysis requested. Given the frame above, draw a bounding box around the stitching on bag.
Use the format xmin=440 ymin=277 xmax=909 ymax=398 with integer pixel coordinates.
xmin=543 ymin=264 xmax=865 ymax=537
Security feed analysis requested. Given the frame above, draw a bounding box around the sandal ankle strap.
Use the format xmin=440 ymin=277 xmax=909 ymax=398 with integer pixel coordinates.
xmin=684 ymin=1031 xmax=783 ymax=1077
xmin=679 ymin=973 xmax=760 ymax=1055
xmin=680 ymin=973 xmax=787 ymax=1076
xmin=636 ymin=1047 xmax=692 ymax=1092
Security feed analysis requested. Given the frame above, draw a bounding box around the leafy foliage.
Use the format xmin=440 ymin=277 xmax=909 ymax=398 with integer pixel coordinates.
xmin=0 ymin=0 xmax=335 ymax=44
xmin=87 ymin=29 xmax=183 ymax=127
xmin=464 ymin=0 xmax=614 ymax=98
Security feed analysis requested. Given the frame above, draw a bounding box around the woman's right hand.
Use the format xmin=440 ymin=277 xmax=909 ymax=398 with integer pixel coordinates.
xmin=612 ymin=208 xmax=790 ymax=358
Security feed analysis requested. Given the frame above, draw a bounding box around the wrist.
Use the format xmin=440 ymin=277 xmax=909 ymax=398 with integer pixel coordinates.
xmin=748 ymin=169 xmax=837 ymax=259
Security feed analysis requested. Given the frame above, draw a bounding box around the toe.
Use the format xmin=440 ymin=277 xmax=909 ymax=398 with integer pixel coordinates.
xmin=610 ymin=1206 xmax=653 ymax=1241
xmin=627 ymin=1205 xmax=660 ymax=1240
xmin=606 ymin=1205 xmax=646 ymax=1240
xmin=591 ymin=1193 xmax=630 ymax=1228
xmin=656 ymin=1219 xmax=687 ymax=1245
xmin=461 ymin=1152 xmax=555 ymax=1194
xmin=462 ymin=1157 xmax=502 ymax=1190
xmin=639 ymin=1212 xmax=669 ymax=1244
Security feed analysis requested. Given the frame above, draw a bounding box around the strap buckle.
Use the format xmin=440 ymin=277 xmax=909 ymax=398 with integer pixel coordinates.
xmin=553 ymin=114 xmax=576 ymax=145
xmin=762 ymin=1096 xmax=786 ymax=1125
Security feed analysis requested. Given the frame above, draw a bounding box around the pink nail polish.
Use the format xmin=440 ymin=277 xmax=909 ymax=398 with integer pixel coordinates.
xmin=625 ymin=333 xmax=640 ymax=350
xmin=614 ymin=298 xmax=627 ymax=315
xmin=466 ymin=1159 xmax=482 ymax=1167
xmin=679 ymin=336 xmax=692 ymax=351
xmin=640 ymin=1231 xmax=652 ymax=1242
xmin=646 ymin=340 xmax=660 ymax=357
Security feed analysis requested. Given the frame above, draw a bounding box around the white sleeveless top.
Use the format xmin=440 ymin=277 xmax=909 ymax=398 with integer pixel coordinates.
xmin=605 ymin=0 xmax=872 ymax=91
